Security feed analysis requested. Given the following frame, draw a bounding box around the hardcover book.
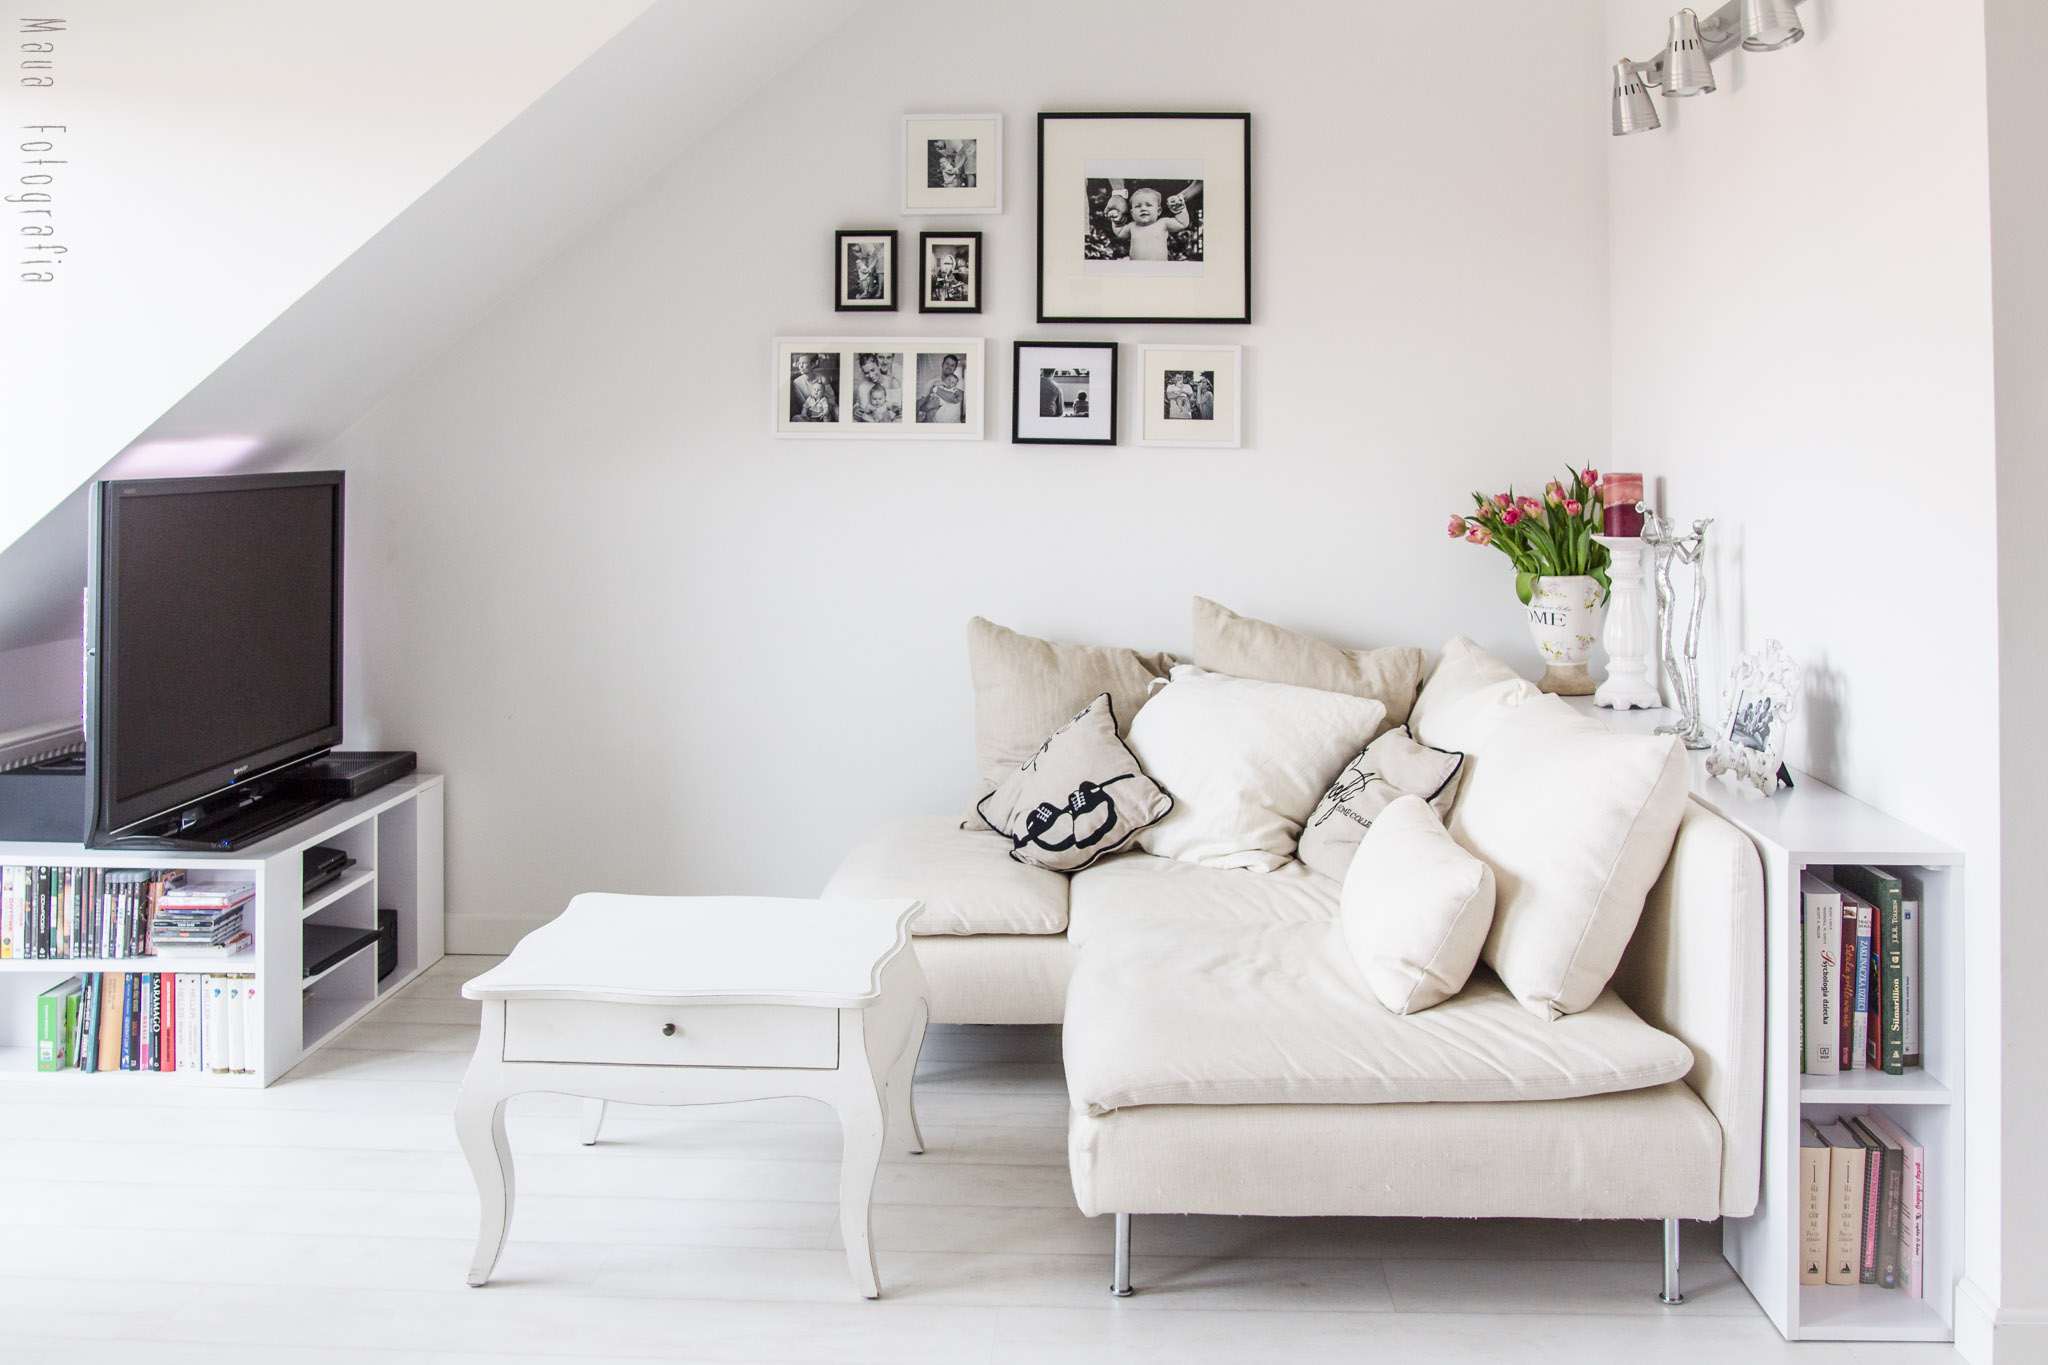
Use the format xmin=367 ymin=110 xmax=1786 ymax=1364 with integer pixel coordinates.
xmin=1819 ymin=1122 xmax=1866 ymax=1286
xmin=1835 ymin=865 xmax=1907 ymax=1075
xmin=1799 ymin=1121 xmax=1829 ymax=1285
xmin=1802 ymin=875 xmax=1841 ymax=1074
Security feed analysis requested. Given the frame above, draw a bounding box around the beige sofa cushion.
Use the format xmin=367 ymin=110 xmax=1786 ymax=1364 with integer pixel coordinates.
xmin=1129 ymin=665 xmax=1385 ymax=872
xmin=1191 ymin=597 xmax=1423 ymax=735
xmin=1407 ymin=636 xmax=1540 ymax=753
xmin=823 ymin=814 xmax=1067 ymax=936
xmin=1067 ymin=851 xmax=1340 ymax=946
xmin=1341 ymin=795 xmax=1496 ymax=1015
xmin=1296 ymin=725 xmax=1465 ymax=883
xmin=1063 ymin=919 xmax=1693 ymax=1115
xmin=975 ymin=693 xmax=1172 ymax=872
xmin=1454 ymin=695 xmax=1692 ymax=1020
xmin=964 ymin=617 xmax=1174 ymax=829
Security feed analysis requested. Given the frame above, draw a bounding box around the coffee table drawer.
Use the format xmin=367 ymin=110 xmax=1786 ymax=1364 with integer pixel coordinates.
xmin=502 ymin=1000 xmax=838 ymax=1069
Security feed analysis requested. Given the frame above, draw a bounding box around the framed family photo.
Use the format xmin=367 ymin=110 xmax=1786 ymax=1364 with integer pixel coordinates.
xmin=834 ymin=229 xmax=897 ymax=312
xmin=1706 ymin=638 xmax=1799 ymax=795
xmin=918 ymin=231 xmax=981 ymax=314
xmin=1037 ymin=112 xmax=1250 ymax=324
xmin=1012 ymin=341 xmax=1116 ymax=446
xmin=903 ymin=113 xmax=1002 ymax=215
xmin=773 ymin=337 xmax=985 ymax=440
xmin=1138 ymin=345 xmax=1240 ymax=447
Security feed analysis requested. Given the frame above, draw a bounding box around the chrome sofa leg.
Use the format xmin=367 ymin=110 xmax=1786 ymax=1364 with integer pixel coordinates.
xmin=1660 ymin=1217 xmax=1685 ymax=1305
xmin=1110 ymin=1212 xmax=1133 ymax=1297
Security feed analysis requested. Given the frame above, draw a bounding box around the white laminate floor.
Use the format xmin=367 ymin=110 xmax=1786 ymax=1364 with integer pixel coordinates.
xmin=0 ymin=956 xmax=1962 ymax=1365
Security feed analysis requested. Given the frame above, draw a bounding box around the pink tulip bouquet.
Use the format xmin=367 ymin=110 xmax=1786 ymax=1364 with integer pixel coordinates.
xmin=1448 ymin=466 xmax=1611 ymax=605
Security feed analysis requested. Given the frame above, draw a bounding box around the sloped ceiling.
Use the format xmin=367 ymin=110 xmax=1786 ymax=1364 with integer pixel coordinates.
xmin=0 ymin=0 xmax=865 ymax=651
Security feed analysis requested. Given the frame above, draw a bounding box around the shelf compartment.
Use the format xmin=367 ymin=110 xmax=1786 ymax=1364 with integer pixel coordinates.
xmin=301 ymin=867 xmax=375 ymax=919
xmin=301 ymin=939 xmax=377 ymax=992
xmin=1797 ymin=1283 xmax=1952 ymax=1342
xmin=0 ymin=1043 xmax=260 ymax=1085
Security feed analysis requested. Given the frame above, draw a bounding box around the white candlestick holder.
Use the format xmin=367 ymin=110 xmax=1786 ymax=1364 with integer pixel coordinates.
xmin=1592 ymin=535 xmax=1661 ymax=710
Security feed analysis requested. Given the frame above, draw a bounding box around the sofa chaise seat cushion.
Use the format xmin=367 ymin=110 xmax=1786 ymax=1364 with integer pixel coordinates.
xmin=1066 ymin=851 xmax=1340 ymax=947
xmin=822 ymin=814 xmax=1068 ymax=936
xmin=1064 ymin=920 xmax=1695 ymax=1116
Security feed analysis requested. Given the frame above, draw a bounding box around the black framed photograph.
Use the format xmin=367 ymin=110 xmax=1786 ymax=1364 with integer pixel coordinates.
xmin=834 ymin=229 xmax=897 ymax=312
xmin=1037 ymin=112 xmax=1250 ymax=325
xmin=918 ymin=231 xmax=982 ymax=314
xmin=1012 ymin=341 xmax=1116 ymax=446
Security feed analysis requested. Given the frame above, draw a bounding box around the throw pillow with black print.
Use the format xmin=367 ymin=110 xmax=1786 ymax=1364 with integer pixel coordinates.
xmin=977 ymin=693 xmax=1172 ymax=873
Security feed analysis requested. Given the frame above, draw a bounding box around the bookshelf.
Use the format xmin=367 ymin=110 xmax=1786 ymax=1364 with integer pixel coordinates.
xmin=0 ymin=773 xmax=442 ymax=1086
xmin=1569 ymin=699 xmax=1960 ymax=1343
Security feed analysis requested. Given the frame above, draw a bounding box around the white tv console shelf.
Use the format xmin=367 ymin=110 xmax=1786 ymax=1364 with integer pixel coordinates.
xmin=0 ymin=773 xmax=443 ymax=1086
xmin=1570 ymin=699 xmax=1960 ymax=1344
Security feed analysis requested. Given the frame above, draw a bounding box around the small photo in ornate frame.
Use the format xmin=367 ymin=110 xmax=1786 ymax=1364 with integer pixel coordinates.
xmin=1012 ymin=340 xmax=1116 ymax=446
xmin=1706 ymin=638 xmax=1798 ymax=795
xmin=918 ymin=231 xmax=982 ymax=314
xmin=834 ymin=230 xmax=898 ymax=312
xmin=903 ymin=113 xmax=1002 ymax=215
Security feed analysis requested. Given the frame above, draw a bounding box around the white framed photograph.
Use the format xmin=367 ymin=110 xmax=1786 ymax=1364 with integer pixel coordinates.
xmin=1012 ymin=341 xmax=1116 ymax=446
xmin=773 ymin=337 xmax=984 ymax=440
xmin=1705 ymin=638 xmax=1799 ymax=795
xmin=1137 ymin=345 xmax=1241 ymax=447
xmin=903 ymin=113 xmax=1002 ymax=215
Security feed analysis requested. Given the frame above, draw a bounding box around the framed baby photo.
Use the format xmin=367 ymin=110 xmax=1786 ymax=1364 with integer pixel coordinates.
xmin=773 ymin=337 xmax=985 ymax=440
xmin=1138 ymin=345 xmax=1241 ymax=448
xmin=1037 ymin=111 xmax=1251 ymax=324
xmin=918 ymin=231 xmax=982 ymax=314
xmin=834 ymin=230 xmax=897 ymax=312
xmin=1012 ymin=341 xmax=1116 ymax=446
xmin=903 ymin=113 xmax=1002 ymax=215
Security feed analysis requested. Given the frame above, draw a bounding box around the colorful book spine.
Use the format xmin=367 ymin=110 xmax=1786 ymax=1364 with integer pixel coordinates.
xmin=1802 ymin=875 xmax=1841 ymax=1074
xmin=1899 ymin=870 xmax=1924 ymax=1067
xmin=1848 ymin=897 xmax=1873 ymax=1072
xmin=1836 ymin=865 xmax=1907 ymax=1075
xmin=1865 ymin=1111 xmax=1926 ymax=1298
xmin=97 ymin=973 xmax=124 ymax=1071
xmin=204 ymin=975 xmax=228 ymax=1074
xmin=35 ymin=975 xmax=82 ymax=1070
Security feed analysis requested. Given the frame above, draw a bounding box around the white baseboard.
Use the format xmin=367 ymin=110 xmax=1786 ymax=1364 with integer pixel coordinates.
xmin=1957 ymin=1277 xmax=2048 ymax=1364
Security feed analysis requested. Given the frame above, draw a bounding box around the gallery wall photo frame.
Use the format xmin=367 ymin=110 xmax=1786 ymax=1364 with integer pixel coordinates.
xmin=918 ymin=231 xmax=982 ymax=314
xmin=1037 ymin=111 xmax=1251 ymax=325
xmin=834 ymin=229 xmax=898 ymax=312
xmin=1137 ymin=345 xmax=1241 ymax=448
xmin=1012 ymin=341 xmax=1117 ymax=446
xmin=903 ymin=113 xmax=1002 ymax=215
xmin=774 ymin=336 xmax=985 ymax=440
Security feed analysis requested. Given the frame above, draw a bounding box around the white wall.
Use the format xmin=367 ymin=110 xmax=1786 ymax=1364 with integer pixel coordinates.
xmin=1987 ymin=0 xmax=2048 ymax=1354
xmin=1604 ymin=0 xmax=2005 ymax=1346
xmin=319 ymin=0 xmax=1613 ymax=949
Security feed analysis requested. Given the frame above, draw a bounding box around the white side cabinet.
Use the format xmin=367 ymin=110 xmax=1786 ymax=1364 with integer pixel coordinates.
xmin=1572 ymin=700 xmax=1961 ymax=1343
xmin=0 ymin=774 xmax=444 ymax=1086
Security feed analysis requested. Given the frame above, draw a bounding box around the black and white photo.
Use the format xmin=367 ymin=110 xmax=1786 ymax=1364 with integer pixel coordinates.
xmin=1139 ymin=345 xmax=1240 ymax=447
xmin=834 ymin=230 xmax=897 ymax=312
xmin=1038 ymin=113 xmax=1250 ymax=323
xmin=903 ymin=114 xmax=1002 ymax=214
xmin=1728 ymin=689 xmax=1773 ymax=752
xmin=915 ymin=352 xmax=968 ymax=424
xmin=1705 ymin=639 xmax=1800 ymax=795
xmin=850 ymin=352 xmax=903 ymax=424
xmin=1012 ymin=341 xmax=1117 ymax=445
xmin=787 ymin=352 xmax=840 ymax=424
xmin=918 ymin=231 xmax=981 ymax=313
xmin=1161 ymin=369 xmax=1214 ymax=421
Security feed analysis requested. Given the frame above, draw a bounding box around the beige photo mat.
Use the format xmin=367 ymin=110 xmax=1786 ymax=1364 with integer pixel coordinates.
xmin=775 ymin=336 xmax=985 ymax=439
xmin=1139 ymin=345 xmax=1241 ymax=447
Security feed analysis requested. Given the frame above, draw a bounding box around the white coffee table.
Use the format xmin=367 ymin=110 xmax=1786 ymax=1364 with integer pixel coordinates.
xmin=455 ymin=894 xmax=928 ymax=1298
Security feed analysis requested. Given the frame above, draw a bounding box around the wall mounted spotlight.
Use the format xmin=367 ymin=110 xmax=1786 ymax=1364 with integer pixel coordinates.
xmin=1612 ymin=0 xmax=1804 ymax=135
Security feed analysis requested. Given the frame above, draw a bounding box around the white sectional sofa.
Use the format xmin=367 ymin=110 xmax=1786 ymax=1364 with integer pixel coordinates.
xmin=823 ymin=618 xmax=1767 ymax=1300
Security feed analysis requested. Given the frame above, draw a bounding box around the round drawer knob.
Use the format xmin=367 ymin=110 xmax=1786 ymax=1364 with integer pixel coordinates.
xmin=661 ymin=1022 xmax=677 ymax=1037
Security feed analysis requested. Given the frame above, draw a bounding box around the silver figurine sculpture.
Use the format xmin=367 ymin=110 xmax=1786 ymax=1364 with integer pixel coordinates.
xmin=1640 ymin=508 xmax=1713 ymax=749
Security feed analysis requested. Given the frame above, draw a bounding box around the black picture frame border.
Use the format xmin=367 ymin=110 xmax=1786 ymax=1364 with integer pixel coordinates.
xmin=1011 ymin=339 xmax=1119 ymax=446
xmin=1036 ymin=111 xmax=1251 ymax=326
xmin=834 ymin=228 xmax=899 ymax=313
xmin=917 ymin=229 xmax=984 ymax=315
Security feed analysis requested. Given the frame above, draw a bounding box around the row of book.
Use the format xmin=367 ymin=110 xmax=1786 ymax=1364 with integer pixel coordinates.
xmin=35 ymin=972 xmax=256 ymax=1074
xmin=1801 ymin=865 xmax=1921 ymax=1075
xmin=1801 ymin=1112 xmax=1925 ymax=1295
xmin=0 ymin=866 xmax=184 ymax=960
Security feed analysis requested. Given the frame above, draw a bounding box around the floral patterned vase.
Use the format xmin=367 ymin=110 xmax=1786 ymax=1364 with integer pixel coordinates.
xmin=1526 ymin=574 xmax=1609 ymax=696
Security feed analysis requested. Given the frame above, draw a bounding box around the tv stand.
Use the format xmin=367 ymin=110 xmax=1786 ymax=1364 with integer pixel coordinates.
xmin=102 ymin=780 xmax=337 ymax=852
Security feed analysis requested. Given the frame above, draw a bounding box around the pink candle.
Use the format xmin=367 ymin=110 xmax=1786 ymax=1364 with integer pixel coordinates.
xmin=1603 ymin=472 xmax=1645 ymax=536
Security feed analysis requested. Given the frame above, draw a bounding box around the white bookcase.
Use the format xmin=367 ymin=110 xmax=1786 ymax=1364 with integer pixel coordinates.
xmin=0 ymin=773 xmax=443 ymax=1086
xmin=1571 ymin=699 xmax=1960 ymax=1342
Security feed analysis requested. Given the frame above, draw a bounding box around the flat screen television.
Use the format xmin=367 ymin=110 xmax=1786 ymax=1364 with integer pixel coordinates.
xmin=84 ymin=471 xmax=344 ymax=847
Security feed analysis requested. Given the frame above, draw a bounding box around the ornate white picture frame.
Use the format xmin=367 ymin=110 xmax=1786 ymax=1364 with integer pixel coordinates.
xmin=1706 ymin=638 xmax=1798 ymax=795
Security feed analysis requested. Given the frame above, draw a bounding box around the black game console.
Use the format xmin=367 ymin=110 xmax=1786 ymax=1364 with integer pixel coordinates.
xmin=274 ymin=751 xmax=417 ymax=802
xmin=303 ymin=922 xmax=380 ymax=980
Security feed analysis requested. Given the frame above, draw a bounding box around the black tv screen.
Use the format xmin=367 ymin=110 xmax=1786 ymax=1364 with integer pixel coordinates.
xmin=86 ymin=472 xmax=343 ymax=842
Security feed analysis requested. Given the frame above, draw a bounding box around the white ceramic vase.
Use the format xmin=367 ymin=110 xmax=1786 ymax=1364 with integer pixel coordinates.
xmin=1525 ymin=574 xmax=1609 ymax=696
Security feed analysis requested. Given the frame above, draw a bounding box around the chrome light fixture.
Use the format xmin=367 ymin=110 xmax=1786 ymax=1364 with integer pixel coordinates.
xmin=1613 ymin=0 xmax=1804 ymax=134
xmin=1611 ymin=61 xmax=1661 ymax=136
xmin=1663 ymin=9 xmax=1716 ymax=96
xmin=1739 ymin=0 xmax=1804 ymax=51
